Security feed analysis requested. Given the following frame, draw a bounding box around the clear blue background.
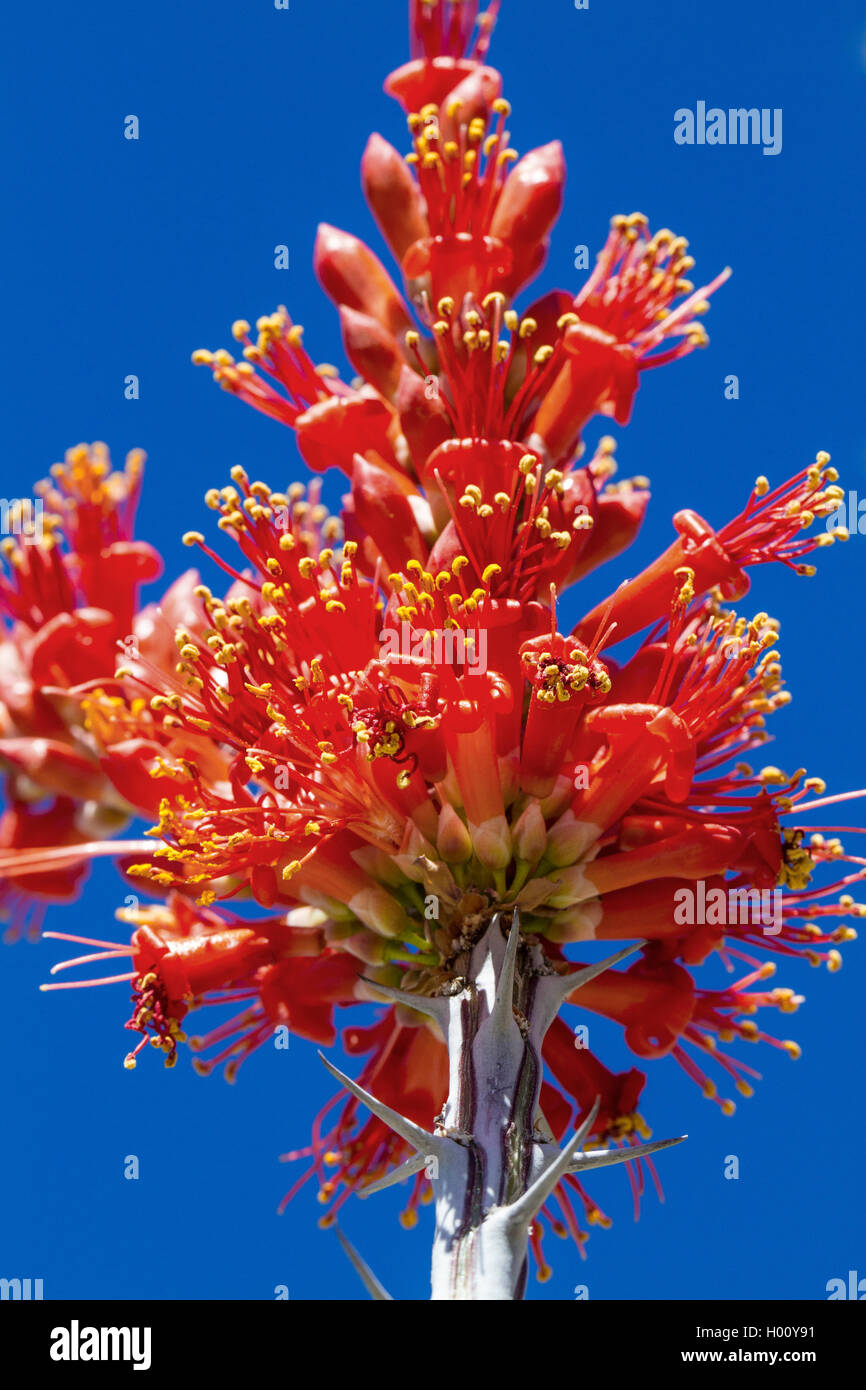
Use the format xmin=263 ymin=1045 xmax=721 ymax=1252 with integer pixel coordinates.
xmin=1 ymin=0 xmax=864 ymax=1301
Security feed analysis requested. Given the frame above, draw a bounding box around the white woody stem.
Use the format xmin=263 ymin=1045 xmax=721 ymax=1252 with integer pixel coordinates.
xmin=328 ymin=913 xmax=685 ymax=1301
xmin=427 ymin=912 xmax=549 ymax=1299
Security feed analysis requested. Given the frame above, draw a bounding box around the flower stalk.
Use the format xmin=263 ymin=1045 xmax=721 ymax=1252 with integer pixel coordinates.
xmin=341 ymin=912 xmax=685 ymax=1300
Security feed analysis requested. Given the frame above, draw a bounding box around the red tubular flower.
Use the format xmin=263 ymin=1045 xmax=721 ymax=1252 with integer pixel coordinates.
xmin=0 ymin=445 xmax=178 ymax=923
xmin=532 ymin=216 xmax=730 ymax=459
xmin=385 ymin=1 xmax=501 ymax=111
xmin=40 ymin=893 xmax=364 ymax=1072
xmin=398 ymin=92 xmax=563 ymax=304
xmin=518 ymin=628 xmax=610 ymax=798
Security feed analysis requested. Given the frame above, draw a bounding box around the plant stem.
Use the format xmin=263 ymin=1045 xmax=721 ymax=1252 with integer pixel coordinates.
xmin=429 ymin=917 xmax=550 ymax=1299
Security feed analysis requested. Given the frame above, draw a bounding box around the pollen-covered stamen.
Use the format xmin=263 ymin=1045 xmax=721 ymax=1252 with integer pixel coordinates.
xmin=124 ymin=968 xmax=188 ymax=1070
xmin=192 ymin=470 xmax=344 ymax=590
xmin=406 ymin=95 xmax=516 ymax=241
xmin=1 ymin=444 xmax=157 ymax=635
xmin=409 ymin=295 xmax=566 ymax=442
xmin=408 ymin=0 xmax=500 ymax=63
xmin=37 ymin=442 xmax=147 ymax=555
xmin=664 ymin=606 xmax=788 ymax=764
xmin=430 ymin=446 xmax=591 ymax=603
xmin=574 ymin=214 xmax=730 ymax=365
xmin=519 ymin=624 xmax=612 ymax=798
xmin=352 ymin=712 xmax=406 ymax=762
xmin=716 ymin=455 xmax=846 ymax=575
xmin=192 ymin=310 xmax=347 ymax=428
xmin=777 ymin=826 xmax=814 ymax=889
xmin=574 ymin=457 xmax=846 ymax=648
xmin=671 ymin=963 xmax=806 ymax=1115
xmin=348 ymin=691 xmax=431 ymax=812
xmin=384 ymin=554 xmax=492 ymax=684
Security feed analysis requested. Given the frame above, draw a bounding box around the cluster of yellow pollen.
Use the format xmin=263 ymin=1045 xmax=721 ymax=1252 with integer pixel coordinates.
xmin=405 ymin=293 xmax=568 ymax=440
xmin=43 ymin=441 xmax=145 ymax=513
xmin=388 ymin=554 xmax=495 ymax=627
xmin=589 ymin=214 xmax=708 ymax=345
xmin=746 ymin=455 xmax=844 ymax=578
xmin=405 ymin=95 xmax=516 ymax=233
xmin=606 ymin=216 xmax=708 ymax=336
xmin=124 ymin=971 xmax=188 ymax=1071
xmin=192 ymin=310 xmax=337 ymax=410
xmin=525 ymin=648 xmax=611 ymax=705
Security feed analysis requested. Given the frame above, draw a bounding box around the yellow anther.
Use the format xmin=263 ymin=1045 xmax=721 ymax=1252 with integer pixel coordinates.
xmin=674 ymin=565 xmax=695 ymax=604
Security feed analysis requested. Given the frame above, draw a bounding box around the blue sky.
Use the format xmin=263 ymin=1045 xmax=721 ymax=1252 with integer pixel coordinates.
xmin=1 ymin=0 xmax=864 ymax=1300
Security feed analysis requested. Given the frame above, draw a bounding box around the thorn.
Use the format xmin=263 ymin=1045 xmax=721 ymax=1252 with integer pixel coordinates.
xmin=358 ymin=1152 xmax=427 ymax=1197
xmin=318 ymin=1051 xmax=445 ymax=1158
xmin=334 ymin=1224 xmax=394 ymax=1300
xmin=487 ymin=908 xmax=521 ymax=1035
xmin=569 ymin=1133 xmax=687 ymax=1173
xmin=552 ymin=940 xmax=645 ymax=1000
xmin=533 ymin=1104 xmax=557 ymax=1144
xmin=358 ymin=976 xmax=450 ymax=1038
xmin=532 ymin=941 xmax=645 ymax=1043
xmin=566 ymin=1096 xmax=601 ymax=1158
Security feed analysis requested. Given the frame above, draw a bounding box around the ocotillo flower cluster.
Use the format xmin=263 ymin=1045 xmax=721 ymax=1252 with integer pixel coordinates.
xmin=0 ymin=0 xmax=859 ymax=1295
